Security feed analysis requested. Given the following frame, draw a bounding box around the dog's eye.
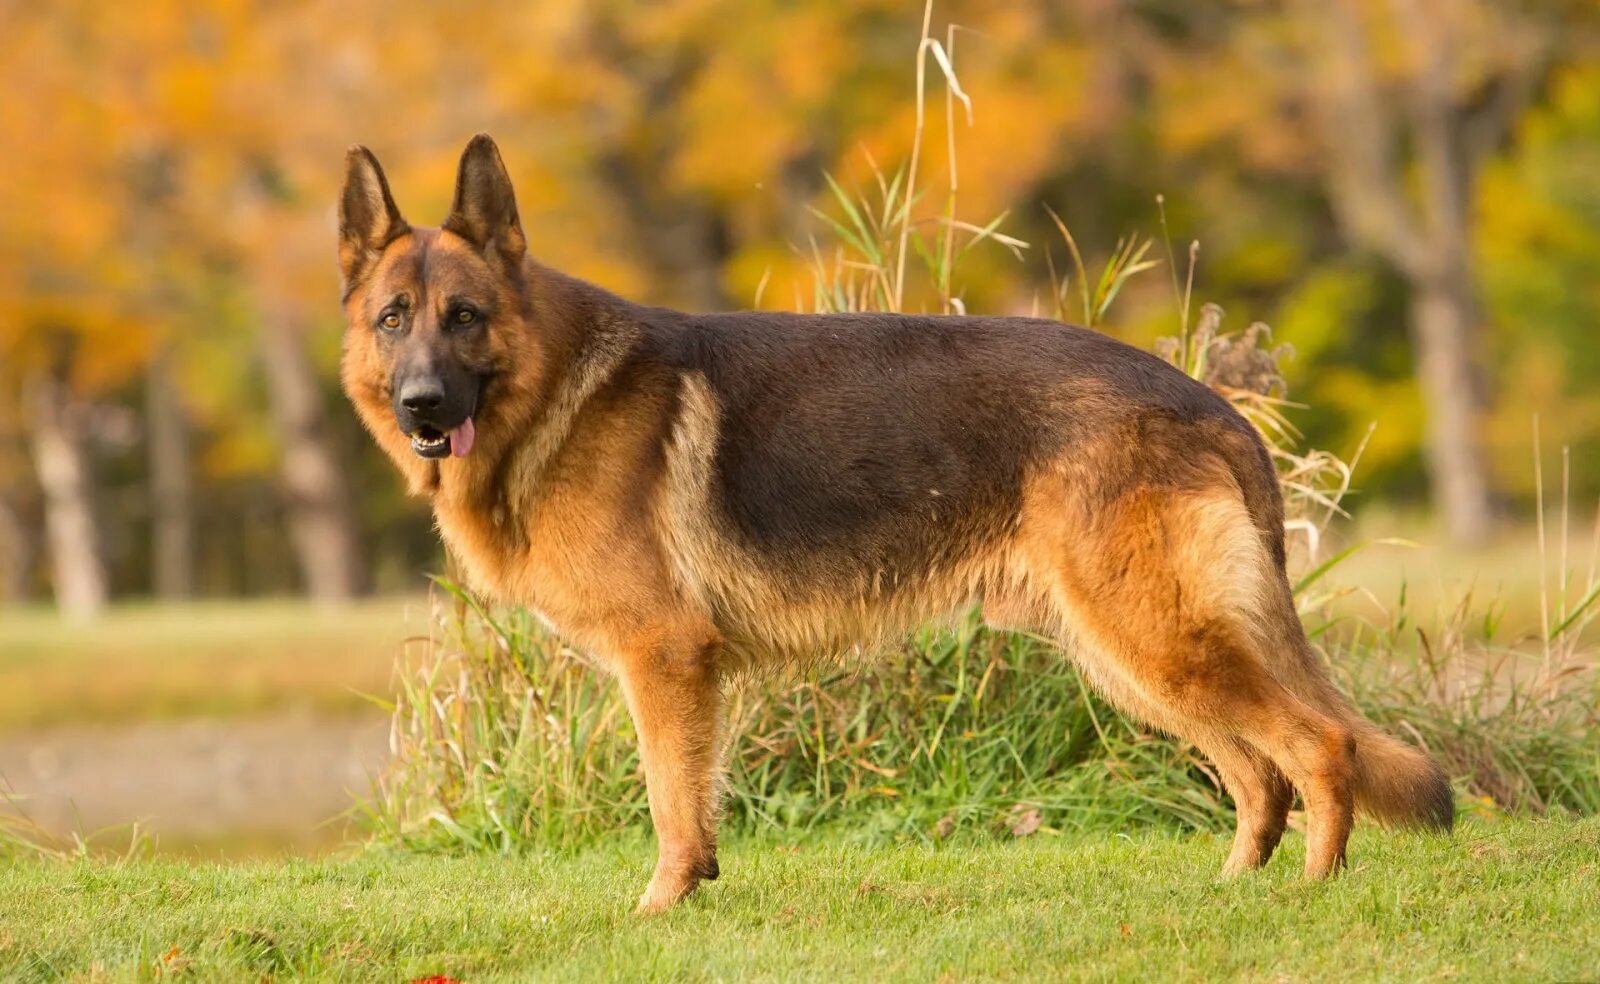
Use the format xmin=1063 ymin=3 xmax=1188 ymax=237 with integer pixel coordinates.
xmin=454 ymin=308 xmax=477 ymax=326
xmin=380 ymin=311 xmax=402 ymax=331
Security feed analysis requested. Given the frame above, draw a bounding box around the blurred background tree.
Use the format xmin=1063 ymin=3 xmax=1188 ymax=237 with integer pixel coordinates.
xmin=0 ymin=0 xmax=1596 ymax=612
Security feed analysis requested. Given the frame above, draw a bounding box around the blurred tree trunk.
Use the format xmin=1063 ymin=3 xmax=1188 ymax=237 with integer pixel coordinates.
xmin=258 ymin=306 xmax=366 ymax=603
xmin=1302 ymin=0 xmax=1516 ymax=545
xmin=29 ymin=369 xmax=108 ymax=619
xmin=0 ymin=491 xmax=33 ymax=604
xmin=145 ymin=350 xmax=194 ymax=598
xmin=595 ymin=151 xmax=732 ymax=311
xmin=1409 ymin=256 xmax=1493 ymax=548
xmin=579 ymin=11 xmax=733 ymax=311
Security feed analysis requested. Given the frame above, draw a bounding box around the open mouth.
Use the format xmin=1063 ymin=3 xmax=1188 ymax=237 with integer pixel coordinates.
xmin=408 ymin=417 xmax=476 ymax=460
xmin=401 ymin=377 xmax=487 ymax=461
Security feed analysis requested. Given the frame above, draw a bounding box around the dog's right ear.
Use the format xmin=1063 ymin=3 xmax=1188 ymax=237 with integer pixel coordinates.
xmin=442 ymin=134 xmax=526 ymax=275
xmin=338 ymin=146 xmax=410 ymax=292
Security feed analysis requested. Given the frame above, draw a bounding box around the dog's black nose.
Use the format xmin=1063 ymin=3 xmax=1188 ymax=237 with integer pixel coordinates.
xmin=399 ymin=380 xmax=444 ymax=416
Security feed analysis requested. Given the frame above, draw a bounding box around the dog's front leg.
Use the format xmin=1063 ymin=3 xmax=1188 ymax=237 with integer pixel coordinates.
xmin=616 ymin=630 xmax=725 ymax=913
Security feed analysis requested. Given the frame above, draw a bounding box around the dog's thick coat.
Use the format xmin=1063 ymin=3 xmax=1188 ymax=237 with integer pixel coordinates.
xmin=339 ymin=135 xmax=1452 ymax=911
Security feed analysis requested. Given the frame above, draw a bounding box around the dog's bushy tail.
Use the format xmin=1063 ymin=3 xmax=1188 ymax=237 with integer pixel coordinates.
xmin=1276 ymin=644 xmax=1454 ymax=831
xmin=1350 ymin=722 xmax=1454 ymax=830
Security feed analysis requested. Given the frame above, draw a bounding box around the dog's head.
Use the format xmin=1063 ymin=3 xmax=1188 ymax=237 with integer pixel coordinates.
xmin=337 ymin=134 xmax=534 ymax=485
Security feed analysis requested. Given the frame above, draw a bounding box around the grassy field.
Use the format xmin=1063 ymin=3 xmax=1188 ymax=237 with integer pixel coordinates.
xmin=2 ymin=817 xmax=1595 ymax=982
xmin=0 ymin=596 xmax=429 ymax=729
xmin=0 ymin=550 xmax=1593 ymax=980
xmin=1332 ymin=515 xmax=1600 ymax=637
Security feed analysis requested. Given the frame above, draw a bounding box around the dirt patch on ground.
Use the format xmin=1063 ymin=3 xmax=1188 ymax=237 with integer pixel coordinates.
xmin=0 ymin=712 xmax=389 ymax=855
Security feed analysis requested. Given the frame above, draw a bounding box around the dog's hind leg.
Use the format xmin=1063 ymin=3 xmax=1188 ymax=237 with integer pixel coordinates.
xmin=1063 ymin=616 xmax=1356 ymax=878
xmin=1067 ymin=616 xmax=1356 ymax=879
xmin=1195 ymin=736 xmax=1293 ymax=875
xmin=615 ymin=625 xmax=726 ymax=913
xmin=1032 ymin=626 xmax=1294 ymax=874
xmin=1035 ymin=482 xmax=1358 ymax=879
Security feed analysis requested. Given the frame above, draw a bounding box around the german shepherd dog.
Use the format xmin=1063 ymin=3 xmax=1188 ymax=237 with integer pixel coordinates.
xmin=338 ymin=134 xmax=1451 ymax=912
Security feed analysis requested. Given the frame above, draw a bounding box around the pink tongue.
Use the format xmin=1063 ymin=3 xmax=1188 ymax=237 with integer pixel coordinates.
xmin=449 ymin=417 xmax=476 ymax=457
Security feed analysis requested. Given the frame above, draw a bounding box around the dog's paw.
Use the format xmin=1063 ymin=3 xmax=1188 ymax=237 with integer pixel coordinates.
xmin=634 ymin=878 xmax=689 ymax=914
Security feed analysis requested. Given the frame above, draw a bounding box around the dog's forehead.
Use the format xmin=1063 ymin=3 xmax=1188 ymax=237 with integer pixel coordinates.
xmin=424 ymin=231 xmax=501 ymax=297
xmin=364 ymin=229 xmax=499 ymax=310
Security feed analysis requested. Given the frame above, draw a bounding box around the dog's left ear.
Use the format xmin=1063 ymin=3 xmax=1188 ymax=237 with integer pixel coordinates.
xmin=443 ymin=133 xmax=526 ymax=273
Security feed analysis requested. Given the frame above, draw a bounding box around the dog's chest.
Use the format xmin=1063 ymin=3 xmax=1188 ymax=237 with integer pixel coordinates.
xmin=432 ymin=494 xmax=525 ymax=600
xmin=431 ymin=483 xmax=671 ymax=662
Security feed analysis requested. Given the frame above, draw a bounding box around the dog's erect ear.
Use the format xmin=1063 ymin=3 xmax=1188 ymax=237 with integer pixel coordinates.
xmin=442 ymin=133 xmax=526 ymax=272
xmin=339 ymin=146 xmax=410 ymax=290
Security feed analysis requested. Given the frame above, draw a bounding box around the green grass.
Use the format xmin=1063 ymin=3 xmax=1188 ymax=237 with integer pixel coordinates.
xmin=1 ymin=818 xmax=1593 ymax=982
xmin=1330 ymin=516 xmax=1600 ymax=640
xmin=0 ymin=596 xmax=426 ymax=728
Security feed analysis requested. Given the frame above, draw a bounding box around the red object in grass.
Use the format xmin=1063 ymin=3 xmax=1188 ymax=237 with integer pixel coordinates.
xmin=408 ymin=977 xmax=462 ymax=984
